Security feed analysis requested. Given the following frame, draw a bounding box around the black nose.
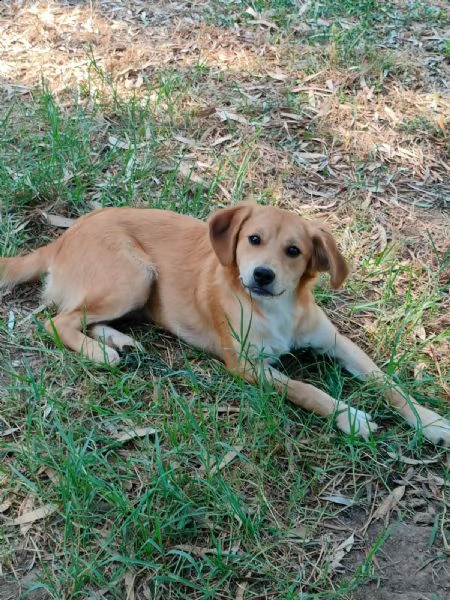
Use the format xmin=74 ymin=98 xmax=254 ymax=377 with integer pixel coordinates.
xmin=253 ymin=266 xmax=275 ymax=287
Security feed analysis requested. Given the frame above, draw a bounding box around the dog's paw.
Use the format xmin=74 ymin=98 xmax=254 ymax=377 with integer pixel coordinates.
xmin=83 ymin=344 xmax=121 ymax=365
xmin=416 ymin=408 xmax=450 ymax=447
xmin=104 ymin=346 xmax=121 ymax=365
xmin=335 ymin=407 xmax=379 ymax=440
xmin=90 ymin=325 xmax=144 ymax=354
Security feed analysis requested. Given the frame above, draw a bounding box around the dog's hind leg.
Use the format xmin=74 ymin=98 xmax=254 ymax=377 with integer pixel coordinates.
xmin=45 ymin=311 xmax=122 ymax=364
xmin=44 ymin=245 xmax=157 ymax=363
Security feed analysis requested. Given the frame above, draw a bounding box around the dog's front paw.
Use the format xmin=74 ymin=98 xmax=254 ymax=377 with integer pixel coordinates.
xmin=416 ymin=408 xmax=450 ymax=447
xmin=335 ymin=406 xmax=379 ymax=440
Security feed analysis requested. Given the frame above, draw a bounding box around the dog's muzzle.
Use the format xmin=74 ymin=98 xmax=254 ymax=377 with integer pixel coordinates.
xmin=242 ymin=266 xmax=284 ymax=298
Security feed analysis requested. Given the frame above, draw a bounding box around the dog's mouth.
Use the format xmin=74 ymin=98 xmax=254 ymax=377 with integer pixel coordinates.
xmin=241 ymin=280 xmax=285 ymax=298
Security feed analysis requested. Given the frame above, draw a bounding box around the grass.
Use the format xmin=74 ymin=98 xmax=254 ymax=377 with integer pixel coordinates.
xmin=1 ymin=0 xmax=450 ymax=599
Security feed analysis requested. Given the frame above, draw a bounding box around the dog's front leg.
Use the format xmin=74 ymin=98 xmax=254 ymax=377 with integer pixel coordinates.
xmin=305 ymin=308 xmax=450 ymax=446
xmin=263 ymin=365 xmax=379 ymax=439
xmin=220 ymin=338 xmax=378 ymax=439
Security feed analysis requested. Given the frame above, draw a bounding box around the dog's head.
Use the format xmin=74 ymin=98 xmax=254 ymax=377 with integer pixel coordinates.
xmin=208 ymin=204 xmax=348 ymax=299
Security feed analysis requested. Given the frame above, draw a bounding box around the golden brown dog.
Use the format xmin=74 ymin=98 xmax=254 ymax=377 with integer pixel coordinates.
xmin=1 ymin=204 xmax=449 ymax=445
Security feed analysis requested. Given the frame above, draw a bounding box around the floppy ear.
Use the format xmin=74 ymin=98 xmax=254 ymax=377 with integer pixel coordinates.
xmin=309 ymin=226 xmax=349 ymax=289
xmin=208 ymin=205 xmax=252 ymax=267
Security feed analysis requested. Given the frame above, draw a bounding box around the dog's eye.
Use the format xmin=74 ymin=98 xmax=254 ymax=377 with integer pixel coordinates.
xmin=286 ymin=245 xmax=301 ymax=257
xmin=248 ymin=235 xmax=261 ymax=246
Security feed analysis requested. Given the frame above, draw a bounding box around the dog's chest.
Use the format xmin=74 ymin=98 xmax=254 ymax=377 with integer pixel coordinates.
xmin=250 ymin=297 xmax=298 ymax=357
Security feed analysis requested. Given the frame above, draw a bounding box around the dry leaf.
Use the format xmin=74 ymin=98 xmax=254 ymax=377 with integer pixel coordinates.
xmin=301 ymin=187 xmax=335 ymax=198
xmin=0 ymin=500 xmax=12 ymax=513
xmin=267 ymin=70 xmax=288 ymax=81
xmin=245 ymin=7 xmax=259 ymax=18
xmin=0 ymin=427 xmax=20 ymax=437
xmin=384 ymin=106 xmax=399 ymax=123
xmin=414 ymin=361 xmax=427 ymax=381
xmin=370 ymin=223 xmax=388 ymax=253
xmin=19 ymin=495 xmax=35 ymax=535
xmin=412 ymin=325 xmax=426 ymax=341
xmin=113 ymin=426 xmax=157 ymax=443
xmin=44 ymin=467 xmax=59 ymax=485
xmin=107 ymin=136 xmax=149 ymax=150
xmin=177 ymin=162 xmax=208 ymax=186
xmin=286 ymin=524 xmax=309 ymax=540
xmin=38 ymin=211 xmax=75 ymax=229
xmin=293 ymin=151 xmax=326 ymax=163
xmin=211 ymin=134 xmax=233 ymax=147
xmin=173 ymin=135 xmax=200 ymax=147
xmin=170 ymin=544 xmax=222 ymax=558
xmin=236 ymin=580 xmax=247 ymax=600
xmin=321 ymin=495 xmax=355 ymax=507
xmin=280 ymin=112 xmax=304 ymax=122
xmin=108 ymin=135 xmax=131 ymax=150
xmin=199 ymin=446 xmax=243 ymax=476
xmin=386 ymin=452 xmax=438 ymax=465
xmin=124 ymin=570 xmax=136 ymax=600
xmin=216 ymin=110 xmax=249 ymax=125
xmin=249 ymin=18 xmax=279 ymax=30
xmin=413 ymin=511 xmax=435 ymax=525
xmin=87 ymin=200 xmax=103 ymax=210
xmin=330 ymin=534 xmax=355 ymax=572
xmin=371 ymin=485 xmax=405 ymax=522
xmin=6 ymin=503 xmax=58 ymax=526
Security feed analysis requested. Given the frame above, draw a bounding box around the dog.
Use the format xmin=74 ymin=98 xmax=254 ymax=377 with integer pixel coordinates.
xmin=1 ymin=203 xmax=449 ymax=446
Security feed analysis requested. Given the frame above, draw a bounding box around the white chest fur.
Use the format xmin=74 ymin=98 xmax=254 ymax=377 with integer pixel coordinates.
xmin=245 ymin=293 xmax=299 ymax=359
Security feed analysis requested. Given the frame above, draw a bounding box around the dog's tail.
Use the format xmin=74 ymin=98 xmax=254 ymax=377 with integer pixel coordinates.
xmin=0 ymin=245 xmax=52 ymax=289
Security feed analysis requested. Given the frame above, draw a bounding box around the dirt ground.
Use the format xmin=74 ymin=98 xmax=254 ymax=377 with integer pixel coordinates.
xmin=348 ymin=520 xmax=450 ymax=599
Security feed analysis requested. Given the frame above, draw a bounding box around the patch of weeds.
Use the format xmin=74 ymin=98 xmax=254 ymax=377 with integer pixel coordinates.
xmin=305 ymin=1 xmax=405 ymax=73
xmin=443 ymin=39 xmax=450 ymax=58
xmin=401 ymin=1 xmax=449 ymax=24
xmin=208 ymin=0 xmax=299 ymax=28
xmin=400 ymin=116 xmax=446 ymax=139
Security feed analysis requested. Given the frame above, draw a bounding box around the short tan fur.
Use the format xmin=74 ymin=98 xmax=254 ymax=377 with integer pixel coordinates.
xmin=1 ymin=204 xmax=449 ymax=446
